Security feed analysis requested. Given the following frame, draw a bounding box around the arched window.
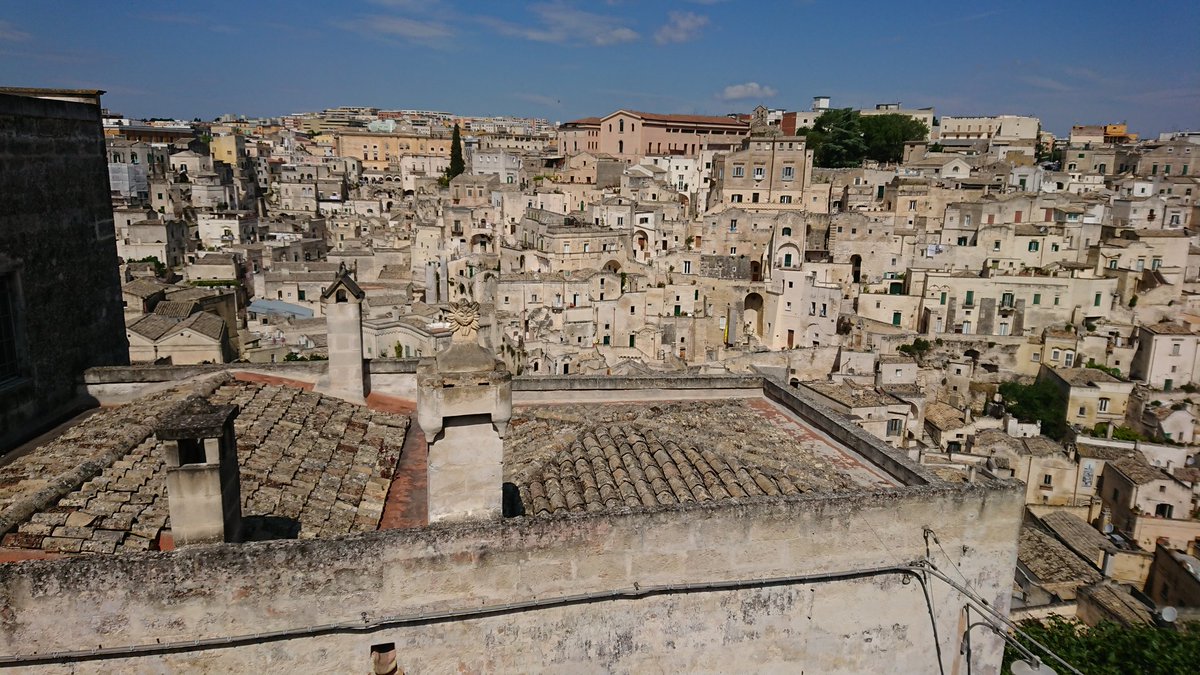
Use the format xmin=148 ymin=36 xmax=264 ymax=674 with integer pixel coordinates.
xmin=619 ymin=119 xmax=624 ymax=133
xmin=781 ymin=227 xmax=792 ymax=236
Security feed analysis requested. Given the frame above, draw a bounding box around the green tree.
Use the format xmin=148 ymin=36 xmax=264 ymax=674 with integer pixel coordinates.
xmin=859 ymin=114 xmax=929 ymax=163
xmin=1003 ymin=616 xmax=1200 ymax=675
xmin=998 ymin=378 xmax=1069 ymax=440
xmin=130 ymin=256 xmax=167 ymax=278
xmin=802 ymin=108 xmax=867 ymax=168
xmin=448 ymin=123 xmax=465 ymax=180
xmin=897 ymin=337 xmax=932 ymax=358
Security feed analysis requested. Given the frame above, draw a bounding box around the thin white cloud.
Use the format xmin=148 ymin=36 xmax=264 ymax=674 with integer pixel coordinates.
xmin=513 ymin=92 xmax=563 ymax=108
xmin=336 ymin=15 xmax=453 ymax=42
xmin=0 ymin=20 xmax=32 ymax=42
xmin=1018 ymin=75 xmax=1074 ymax=94
xmin=655 ymin=11 xmax=708 ymax=44
xmin=479 ymin=3 xmax=639 ymax=46
xmin=719 ymin=82 xmax=778 ymax=101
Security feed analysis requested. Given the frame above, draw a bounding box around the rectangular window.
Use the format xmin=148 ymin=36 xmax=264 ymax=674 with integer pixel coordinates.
xmin=683 ymin=261 xmax=691 ymax=274
xmin=1028 ymin=241 xmax=1039 ymax=252
xmin=1098 ymin=397 xmax=1110 ymax=412
xmin=729 ymin=219 xmax=737 ymax=232
xmin=782 ymin=166 xmax=794 ymax=180
xmin=753 ymin=167 xmax=765 ymax=180
xmin=940 ymin=292 xmax=947 ymax=305
xmin=1094 ymin=292 xmax=1102 ymax=307
xmin=1042 ymin=474 xmax=1052 ymax=486
xmin=886 ymin=418 xmax=903 ymax=436
xmin=780 ymin=195 xmax=792 ymax=204
xmin=964 ymin=290 xmax=974 ymax=306
xmin=992 ymin=240 xmax=1001 ymax=251
xmin=732 ymin=165 xmax=745 ymax=178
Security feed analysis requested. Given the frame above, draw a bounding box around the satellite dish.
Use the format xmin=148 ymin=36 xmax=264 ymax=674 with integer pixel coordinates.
xmin=1011 ymin=659 xmax=1057 ymax=675
xmin=1161 ymin=606 xmax=1178 ymax=623
xmin=1103 ymin=523 xmax=1114 ymax=534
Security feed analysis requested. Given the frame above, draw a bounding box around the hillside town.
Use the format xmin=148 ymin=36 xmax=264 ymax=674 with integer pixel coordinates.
xmin=105 ymin=97 xmax=1200 ymax=628
xmin=2 ymin=79 xmax=1199 ymax=671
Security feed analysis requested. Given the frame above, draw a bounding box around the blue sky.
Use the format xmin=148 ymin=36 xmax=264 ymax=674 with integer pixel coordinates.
xmin=1 ymin=1 xmax=1196 ymax=136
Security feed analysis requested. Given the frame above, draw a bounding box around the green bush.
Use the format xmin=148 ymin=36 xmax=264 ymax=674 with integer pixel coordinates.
xmin=897 ymin=338 xmax=932 ymax=357
xmin=999 ymin=379 xmax=1068 ymax=440
xmin=1003 ymin=615 xmax=1200 ymax=675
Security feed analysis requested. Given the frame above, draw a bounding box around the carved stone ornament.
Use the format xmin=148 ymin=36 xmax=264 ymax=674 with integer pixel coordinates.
xmin=448 ymin=299 xmax=480 ymax=342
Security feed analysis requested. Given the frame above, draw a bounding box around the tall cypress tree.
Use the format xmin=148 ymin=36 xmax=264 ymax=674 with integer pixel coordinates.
xmin=448 ymin=123 xmax=465 ymax=179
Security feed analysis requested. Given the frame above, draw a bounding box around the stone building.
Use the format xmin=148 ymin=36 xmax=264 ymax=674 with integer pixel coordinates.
xmin=709 ymin=134 xmax=814 ymax=208
xmin=0 ymin=336 xmax=1022 ymax=672
xmin=0 ymin=88 xmax=129 ymax=450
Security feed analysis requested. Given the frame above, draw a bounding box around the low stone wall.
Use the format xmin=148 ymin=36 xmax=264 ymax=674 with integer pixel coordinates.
xmin=0 ymin=483 xmax=1024 ymax=674
xmin=512 ymin=374 xmax=762 ymax=404
xmin=762 ymin=377 xmax=936 ymax=486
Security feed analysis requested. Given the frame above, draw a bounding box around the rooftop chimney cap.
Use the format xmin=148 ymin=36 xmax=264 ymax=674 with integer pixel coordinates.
xmin=155 ymin=396 xmax=239 ymax=440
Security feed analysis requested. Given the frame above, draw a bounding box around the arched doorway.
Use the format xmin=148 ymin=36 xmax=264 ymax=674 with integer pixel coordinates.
xmin=471 ymin=234 xmax=492 ymax=254
xmin=744 ymin=292 xmax=764 ymax=336
xmin=603 ymin=260 xmax=622 ymax=273
xmin=635 ymin=230 xmax=649 ymax=252
xmin=851 ymin=254 xmax=862 ymax=283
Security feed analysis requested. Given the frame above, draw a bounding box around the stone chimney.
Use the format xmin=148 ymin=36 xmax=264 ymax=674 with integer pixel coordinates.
xmin=417 ymin=298 xmax=512 ymax=523
xmin=156 ymin=396 xmax=243 ymax=546
xmin=320 ymin=266 xmax=367 ymax=403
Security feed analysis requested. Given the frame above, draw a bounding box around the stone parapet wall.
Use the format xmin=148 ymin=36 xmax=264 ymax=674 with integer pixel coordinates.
xmin=0 ymin=482 xmax=1023 ymax=673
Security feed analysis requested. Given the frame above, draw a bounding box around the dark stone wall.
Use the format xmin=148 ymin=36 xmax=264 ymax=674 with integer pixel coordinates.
xmin=699 ymin=254 xmax=751 ymax=279
xmin=0 ymin=92 xmax=129 ymax=450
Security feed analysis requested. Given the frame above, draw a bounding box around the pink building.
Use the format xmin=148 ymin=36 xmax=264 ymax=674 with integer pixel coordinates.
xmin=590 ymin=110 xmax=749 ymax=162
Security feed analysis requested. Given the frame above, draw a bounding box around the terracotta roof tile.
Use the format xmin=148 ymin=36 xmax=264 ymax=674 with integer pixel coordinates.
xmin=518 ymin=424 xmax=811 ymax=517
